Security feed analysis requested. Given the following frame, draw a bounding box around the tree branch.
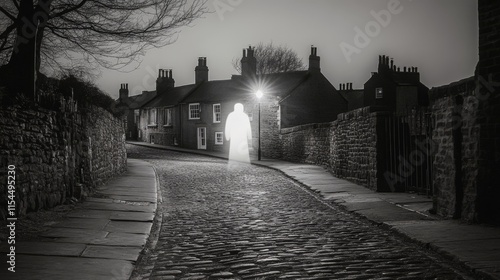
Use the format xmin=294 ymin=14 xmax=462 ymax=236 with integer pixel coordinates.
xmin=0 ymin=6 xmax=16 ymax=21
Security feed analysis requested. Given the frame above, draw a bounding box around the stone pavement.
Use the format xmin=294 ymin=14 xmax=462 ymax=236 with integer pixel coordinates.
xmin=128 ymin=141 xmax=500 ymax=280
xmin=0 ymin=158 xmax=157 ymax=280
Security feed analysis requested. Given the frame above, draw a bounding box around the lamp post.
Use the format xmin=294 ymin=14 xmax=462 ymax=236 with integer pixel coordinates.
xmin=255 ymin=90 xmax=263 ymax=161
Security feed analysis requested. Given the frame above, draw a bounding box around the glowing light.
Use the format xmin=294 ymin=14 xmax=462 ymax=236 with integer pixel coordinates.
xmin=225 ymin=103 xmax=252 ymax=166
xmin=256 ymin=90 xmax=263 ymax=99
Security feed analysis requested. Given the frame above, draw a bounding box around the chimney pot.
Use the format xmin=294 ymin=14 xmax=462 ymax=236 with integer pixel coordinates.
xmin=415 ymin=67 xmax=418 ymax=72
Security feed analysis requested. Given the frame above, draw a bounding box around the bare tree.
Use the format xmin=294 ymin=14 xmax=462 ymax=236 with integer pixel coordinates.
xmin=0 ymin=0 xmax=207 ymax=97
xmin=232 ymin=42 xmax=305 ymax=75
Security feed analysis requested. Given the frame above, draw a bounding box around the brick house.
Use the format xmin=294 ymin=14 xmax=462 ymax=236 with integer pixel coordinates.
xmin=116 ymin=84 xmax=157 ymax=141
xmin=179 ymin=46 xmax=347 ymax=158
xmin=364 ymin=55 xmax=429 ymax=112
xmin=136 ymin=46 xmax=348 ymax=158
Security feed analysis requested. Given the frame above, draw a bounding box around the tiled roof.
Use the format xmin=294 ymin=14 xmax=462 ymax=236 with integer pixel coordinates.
xmin=121 ymin=91 xmax=157 ymax=109
xmin=142 ymin=84 xmax=199 ymax=108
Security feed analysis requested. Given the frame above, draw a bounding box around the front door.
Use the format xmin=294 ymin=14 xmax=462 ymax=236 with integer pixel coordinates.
xmin=197 ymin=127 xmax=207 ymax=150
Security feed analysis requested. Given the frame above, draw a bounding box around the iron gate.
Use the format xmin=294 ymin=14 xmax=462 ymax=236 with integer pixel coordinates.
xmin=383 ymin=108 xmax=434 ymax=195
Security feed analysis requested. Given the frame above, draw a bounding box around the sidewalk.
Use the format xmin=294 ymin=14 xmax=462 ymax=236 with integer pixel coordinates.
xmin=0 ymin=159 xmax=157 ymax=280
xmin=129 ymin=141 xmax=500 ymax=280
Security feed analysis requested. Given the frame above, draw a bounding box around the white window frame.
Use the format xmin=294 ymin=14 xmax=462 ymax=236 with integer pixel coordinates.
xmin=148 ymin=108 xmax=157 ymax=125
xmin=213 ymin=104 xmax=221 ymax=123
xmin=215 ymin=132 xmax=224 ymax=145
xmin=189 ymin=103 xmax=201 ymax=120
xmin=376 ymin=88 xmax=383 ymax=99
xmin=164 ymin=108 xmax=172 ymax=126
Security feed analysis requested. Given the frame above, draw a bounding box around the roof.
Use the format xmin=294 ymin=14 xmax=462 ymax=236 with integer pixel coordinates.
xmin=143 ymin=84 xmax=199 ymax=108
xmin=181 ymin=71 xmax=311 ymax=104
xmin=339 ymin=89 xmax=364 ymax=110
xmin=120 ymin=91 xmax=157 ymax=109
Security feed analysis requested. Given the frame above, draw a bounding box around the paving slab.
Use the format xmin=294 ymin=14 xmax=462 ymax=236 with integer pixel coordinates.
xmin=50 ymin=217 xmax=110 ymax=230
xmin=82 ymin=245 xmax=143 ymax=261
xmin=104 ymin=220 xmax=153 ymax=234
xmin=40 ymin=228 xmax=109 ymax=239
xmin=388 ymin=220 xmax=500 ymax=243
xmin=80 ymin=201 xmax=156 ymax=212
xmin=0 ymin=158 xmax=157 ymax=280
xmin=110 ymin=211 xmax=155 ymax=222
xmin=0 ymin=255 xmax=134 ymax=280
xmin=0 ymin=242 xmax=86 ymax=257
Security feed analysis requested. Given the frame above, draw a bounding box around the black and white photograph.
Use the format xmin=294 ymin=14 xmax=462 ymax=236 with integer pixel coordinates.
xmin=0 ymin=0 xmax=499 ymax=279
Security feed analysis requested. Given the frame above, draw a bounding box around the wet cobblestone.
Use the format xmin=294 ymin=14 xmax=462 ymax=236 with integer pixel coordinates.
xmin=128 ymin=145 xmax=475 ymax=280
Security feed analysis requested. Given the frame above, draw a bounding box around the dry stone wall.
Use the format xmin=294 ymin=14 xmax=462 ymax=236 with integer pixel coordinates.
xmin=0 ymin=105 xmax=126 ymax=218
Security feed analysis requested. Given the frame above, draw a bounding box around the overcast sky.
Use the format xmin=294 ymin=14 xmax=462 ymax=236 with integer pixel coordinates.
xmin=97 ymin=0 xmax=479 ymax=99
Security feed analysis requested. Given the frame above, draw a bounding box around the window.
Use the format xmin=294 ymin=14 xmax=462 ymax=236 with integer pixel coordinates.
xmin=215 ymin=132 xmax=224 ymax=145
xmin=148 ymin=108 xmax=157 ymax=125
xmin=164 ymin=108 xmax=172 ymax=126
xmin=213 ymin=104 xmax=221 ymax=123
xmin=134 ymin=110 xmax=140 ymax=124
xmin=376 ymin=88 xmax=383 ymax=99
xmin=189 ymin=103 xmax=201 ymax=120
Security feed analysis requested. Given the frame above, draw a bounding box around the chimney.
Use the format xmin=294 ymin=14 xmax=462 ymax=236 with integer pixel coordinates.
xmin=119 ymin=83 xmax=129 ymax=100
xmin=309 ymin=46 xmax=320 ymax=72
xmin=195 ymin=57 xmax=209 ymax=84
xmin=241 ymin=46 xmax=257 ymax=77
xmin=156 ymin=68 xmax=175 ymax=93
xmin=379 ymin=55 xmax=390 ymax=73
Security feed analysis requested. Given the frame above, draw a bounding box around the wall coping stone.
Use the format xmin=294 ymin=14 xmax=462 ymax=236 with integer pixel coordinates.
xmin=429 ymin=76 xmax=475 ymax=101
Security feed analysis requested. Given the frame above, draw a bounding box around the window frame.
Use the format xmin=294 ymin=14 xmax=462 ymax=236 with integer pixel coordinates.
xmin=148 ymin=108 xmax=157 ymax=126
xmin=376 ymin=87 xmax=384 ymax=99
xmin=215 ymin=132 xmax=224 ymax=145
xmin=163 ymin=108 xmax=172 ymax=127
xmin=189 ymin=103 xmax=201 ymax=120
xmin=213 ymin=104 xmax=221 ymax=123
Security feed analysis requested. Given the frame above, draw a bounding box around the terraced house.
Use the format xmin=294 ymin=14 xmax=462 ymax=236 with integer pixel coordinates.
xmin=131 ymin=46 xmax=348 ymax=158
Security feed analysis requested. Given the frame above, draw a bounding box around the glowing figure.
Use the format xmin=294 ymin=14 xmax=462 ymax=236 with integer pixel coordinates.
xmin=225 ymin=103 xmax=252 ymax=165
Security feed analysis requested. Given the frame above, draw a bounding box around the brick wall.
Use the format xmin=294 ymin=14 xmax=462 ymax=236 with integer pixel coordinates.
xmin=0 ymin=105 xmax=126 ymax=218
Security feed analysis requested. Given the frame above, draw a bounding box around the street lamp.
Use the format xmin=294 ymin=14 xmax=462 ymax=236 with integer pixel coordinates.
xmin=255 ymin=90 xmax=263 ymax=161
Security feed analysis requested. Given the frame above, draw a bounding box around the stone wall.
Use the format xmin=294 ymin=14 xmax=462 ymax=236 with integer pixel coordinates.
xmin=280 ymin=123 xmax=331 ymax=165
xmin=0 ymin=105 xmax=126 ymax=218
xmin=429 ymin=77 xmax=479 ymax=221
xmin=280 ymin=107 xmax=379 ymax=191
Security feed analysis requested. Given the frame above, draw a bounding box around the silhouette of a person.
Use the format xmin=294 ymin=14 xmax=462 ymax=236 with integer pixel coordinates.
xmin=225 ymin=103 xmax=252 ymax=165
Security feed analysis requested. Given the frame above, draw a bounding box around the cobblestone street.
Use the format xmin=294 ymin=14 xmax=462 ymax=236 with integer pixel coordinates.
xmin=128 ymin=145 xmax=476 ymax=280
